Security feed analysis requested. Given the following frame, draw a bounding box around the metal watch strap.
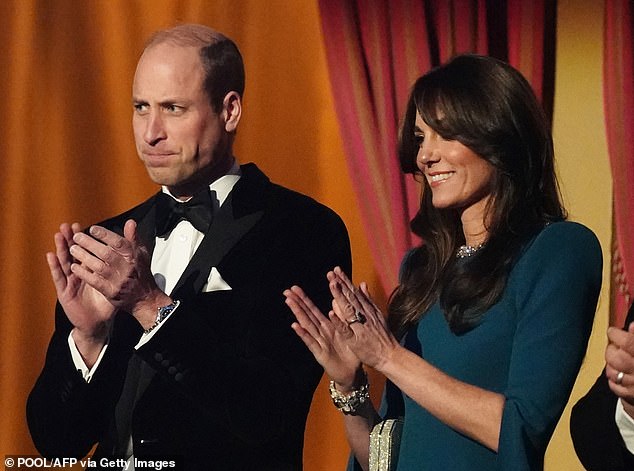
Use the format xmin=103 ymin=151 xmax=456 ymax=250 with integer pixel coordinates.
xmin=144 ymin=299 xmax=180 ymax=334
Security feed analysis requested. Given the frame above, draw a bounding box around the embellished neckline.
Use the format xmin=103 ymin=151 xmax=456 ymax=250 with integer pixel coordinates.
xmin=456 ymin=243 xmax=484 ymax=258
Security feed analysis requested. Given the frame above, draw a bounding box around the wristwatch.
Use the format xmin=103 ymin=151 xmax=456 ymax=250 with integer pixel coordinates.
xmin=144 ymin=299 xmax=180 ymax=334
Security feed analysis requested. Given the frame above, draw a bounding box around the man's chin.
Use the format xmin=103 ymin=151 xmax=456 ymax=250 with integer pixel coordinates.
xmin=145 ymin=168 xmax=181 ymax=186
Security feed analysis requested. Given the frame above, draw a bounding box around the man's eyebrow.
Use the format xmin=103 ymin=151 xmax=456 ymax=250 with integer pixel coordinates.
xmin=159 ymin=98 xmax=192 ymax=105
xmin=131 ymin=98 xmax=189 ymax=106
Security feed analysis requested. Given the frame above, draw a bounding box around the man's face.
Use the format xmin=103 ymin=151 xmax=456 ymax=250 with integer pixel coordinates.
xmin=132 ymin=42 xmax=233 ymax=199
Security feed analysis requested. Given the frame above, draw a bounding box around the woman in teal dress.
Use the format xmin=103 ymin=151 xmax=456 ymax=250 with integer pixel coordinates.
xmin=284 ymin=54 xmax=602 ymax=470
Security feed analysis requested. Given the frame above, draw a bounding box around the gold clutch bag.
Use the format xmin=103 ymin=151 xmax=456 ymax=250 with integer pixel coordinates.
xmin=369 ymin=418 xmax=404 ymax=471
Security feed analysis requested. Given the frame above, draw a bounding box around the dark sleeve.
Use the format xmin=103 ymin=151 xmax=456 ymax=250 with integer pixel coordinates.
xmin=570 ymin=304 xmax=634 ymax=471
xmin=26 ymin=303 xmax=138 ymax=457
xmin=133 ymin=200 xmax=352 ymax=445
xmin=497 ymin=222 xmax=602 ymax=469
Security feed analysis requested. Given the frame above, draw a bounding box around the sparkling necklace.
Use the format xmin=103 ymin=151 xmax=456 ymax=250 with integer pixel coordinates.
xmin=456 ymin=243 xmax=484 ymax=259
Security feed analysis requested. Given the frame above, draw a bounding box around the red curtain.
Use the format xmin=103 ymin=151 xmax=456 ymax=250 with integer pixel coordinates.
xmin=605 ymin=0 xmax=634 ymax=326
xmin=318 ymin=0 xmax=556 ymax=295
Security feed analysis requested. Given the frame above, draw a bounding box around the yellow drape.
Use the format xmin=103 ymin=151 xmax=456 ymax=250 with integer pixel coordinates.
xmin=0 ymin=1 xmax=380 ymax=468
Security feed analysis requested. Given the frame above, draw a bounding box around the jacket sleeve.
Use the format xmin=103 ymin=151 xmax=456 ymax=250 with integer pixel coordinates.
xmin=570 ymin=304 xmax=634 ymax=471
xmin=26 ymin=303 xmax=138 ymax=457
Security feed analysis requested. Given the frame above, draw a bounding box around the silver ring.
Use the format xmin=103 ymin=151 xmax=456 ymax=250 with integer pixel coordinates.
xmin=346 ymin=311 xmax=366 ymax=325
xmin=616 ymin=371 xmax=625 ymax=385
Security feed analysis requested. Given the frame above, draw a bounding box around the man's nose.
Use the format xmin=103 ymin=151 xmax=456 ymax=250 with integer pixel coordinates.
xmin=144 ymin=111 xmax=167 ymax=145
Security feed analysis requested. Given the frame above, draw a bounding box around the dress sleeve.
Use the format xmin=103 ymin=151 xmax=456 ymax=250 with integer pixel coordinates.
xmin=498 ymin=222 xmax=602 ymax=469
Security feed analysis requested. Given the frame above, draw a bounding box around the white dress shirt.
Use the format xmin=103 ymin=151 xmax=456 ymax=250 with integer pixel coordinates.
xmin=616 ymin=398 xmax=634 ymax=452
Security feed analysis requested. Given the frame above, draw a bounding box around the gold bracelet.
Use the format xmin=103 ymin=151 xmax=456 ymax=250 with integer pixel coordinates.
xmin=328 ymin=371 xmax=370 ymax=414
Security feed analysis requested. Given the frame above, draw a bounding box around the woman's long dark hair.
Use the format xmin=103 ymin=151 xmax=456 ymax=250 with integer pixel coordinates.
xmin=388 ymin=54 xmax=566 ymax=337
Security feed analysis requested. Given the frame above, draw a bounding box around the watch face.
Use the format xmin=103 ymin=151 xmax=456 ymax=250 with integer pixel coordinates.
xmin=158 ymin=300 xmax=180 ymax=321
xmin=144 ymin=300 xmax=180 ymax=334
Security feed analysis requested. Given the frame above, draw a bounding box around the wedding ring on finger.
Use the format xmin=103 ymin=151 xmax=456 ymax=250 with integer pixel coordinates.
xmin=616 ymin=371 xmax=625 ymax=385
xmin=347 ymin=311 xmax=366 ymax=326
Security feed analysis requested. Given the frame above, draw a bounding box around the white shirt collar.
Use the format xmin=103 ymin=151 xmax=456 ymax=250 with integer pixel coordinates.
xmin=161 ymin=158 xmax=242 ymax=208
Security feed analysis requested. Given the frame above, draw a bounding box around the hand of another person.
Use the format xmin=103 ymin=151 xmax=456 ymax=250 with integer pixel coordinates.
xmin=606 ymin=322 xmax=634 ymax=417
xmin=68 ymin=219 xmax=166 ymax=321
xmin=328 ymin=267 xmax=400 ymax=372
xmin=47 ymin=222 xmax=117 ymax=342
xmin=284 ymin=284 xmax=362 ymax=390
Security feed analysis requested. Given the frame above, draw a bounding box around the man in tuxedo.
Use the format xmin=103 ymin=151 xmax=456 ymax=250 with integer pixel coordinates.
xmin=27 ymin=24 xmax=351 ymax=470
xmin=571 ymin=302 xmax=634 ymax=470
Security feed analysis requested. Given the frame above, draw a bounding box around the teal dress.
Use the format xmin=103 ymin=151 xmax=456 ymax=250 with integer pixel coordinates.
xmin=352 ymin=222 xmax=602 ymax=470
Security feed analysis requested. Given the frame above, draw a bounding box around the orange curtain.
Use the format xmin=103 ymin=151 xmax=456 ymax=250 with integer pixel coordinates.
xmin=0 ymin=1 xmax=372 ymax=468
xmin=604 ymin=0 xmax=634 ymax=327
xmin=318 ymin=0 xmax=556 ymax=296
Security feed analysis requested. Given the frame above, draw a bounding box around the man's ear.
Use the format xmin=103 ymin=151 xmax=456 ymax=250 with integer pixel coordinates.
xmin=222 ymin=91 xmax=242 ymax=133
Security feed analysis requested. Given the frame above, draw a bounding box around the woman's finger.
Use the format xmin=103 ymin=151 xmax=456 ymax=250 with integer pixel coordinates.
xmin=330 ymin=280 xmax=358 ymax=323
xmin=330 ymin=310 xmax=355 ymax=340
xmin=331 ymin=267 xmax=356 ymax=293
xmin=355 ymin=283 xmax=387 ymax=328
xmin=290 ymin=321 xmax=324 ymax=356
xmin=284 ymin=289 xmax=328 ymax=342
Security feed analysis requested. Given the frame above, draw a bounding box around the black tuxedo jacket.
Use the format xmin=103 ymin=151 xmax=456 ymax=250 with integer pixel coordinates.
xmin=27 ymin=164 xmax=352 ymax=470
xmin=570 ymin=302 xmax=634 ymax=470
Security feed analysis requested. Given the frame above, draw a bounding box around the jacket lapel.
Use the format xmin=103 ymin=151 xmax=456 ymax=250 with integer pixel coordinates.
xmin=170 ymin=164 xmax=267 ymax=301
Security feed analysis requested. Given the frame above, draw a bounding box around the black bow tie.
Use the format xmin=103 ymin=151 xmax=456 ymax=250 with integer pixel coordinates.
xmin=156 ymin=189 xmax=214 ymax=237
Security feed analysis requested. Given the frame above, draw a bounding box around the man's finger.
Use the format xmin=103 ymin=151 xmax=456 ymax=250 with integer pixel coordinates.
xmin=123 ymin=219 xmax=138 ymax=244
xmin=46 ymin=252 xmax=68 ymax=294
xmin=87 ymin=225 xmax=134 ymax=258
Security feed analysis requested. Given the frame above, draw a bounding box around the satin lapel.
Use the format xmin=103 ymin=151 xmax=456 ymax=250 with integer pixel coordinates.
xmin=170 ymin=191 xmax=264 ymax=301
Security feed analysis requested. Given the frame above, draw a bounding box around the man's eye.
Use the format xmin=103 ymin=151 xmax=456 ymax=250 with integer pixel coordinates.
xmin=164 ymin=104 xmax=184 ymax=113
xmin=134 ymin=103 xmax=148 ymax=113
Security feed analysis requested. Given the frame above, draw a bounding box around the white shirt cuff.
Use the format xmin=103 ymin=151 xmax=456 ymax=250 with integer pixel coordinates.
xmin=68 ymin=332 xmax=109 ymax=383
xmin=615 ymin=398 xmax=634 ymax=453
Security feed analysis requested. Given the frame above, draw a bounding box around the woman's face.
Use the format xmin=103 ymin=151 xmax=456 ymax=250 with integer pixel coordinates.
xmin=414 ymin=111 xmax=496 ymax=218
